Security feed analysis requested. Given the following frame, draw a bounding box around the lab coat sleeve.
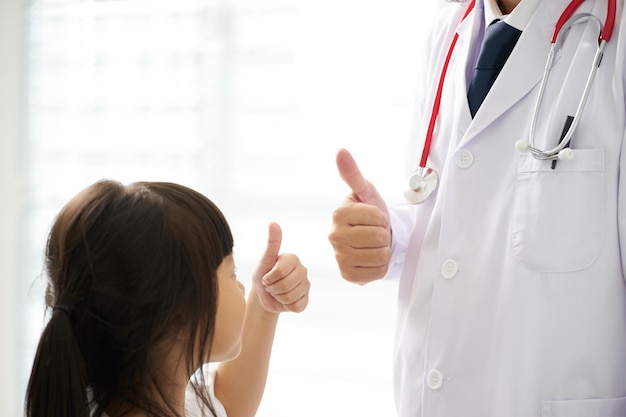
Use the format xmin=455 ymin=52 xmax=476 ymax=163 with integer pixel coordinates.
xmin=620 ymin=16 xmax=626 ymax=283
xmin=619 ymin=128 xmax=626 ymax=282
xmin=385 ymin=203 xmax=415 ymax=281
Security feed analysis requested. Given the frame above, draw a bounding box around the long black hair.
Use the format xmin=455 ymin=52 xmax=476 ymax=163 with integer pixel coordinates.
xmin=26 ymin=180 xmax=234 ymax=417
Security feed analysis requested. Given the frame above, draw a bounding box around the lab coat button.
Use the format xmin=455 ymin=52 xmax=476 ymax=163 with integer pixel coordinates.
xmin=441 ymin=259 xmax=458 ymax=279
xmin=455 ymin=150 xmax=474 ymax=168
xmin=427 ymin=369 xmax=443 ymax=390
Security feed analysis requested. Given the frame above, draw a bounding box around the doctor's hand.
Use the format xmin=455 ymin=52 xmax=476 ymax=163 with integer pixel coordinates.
xmin=328 ymin=148 xmax=391 ymax=284
xmin=252 ymin=222 xmax=310 ymax=314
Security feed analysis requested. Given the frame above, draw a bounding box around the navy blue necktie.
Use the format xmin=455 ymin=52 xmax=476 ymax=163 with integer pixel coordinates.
xmin=467 ymin=20 xmax=522 ymax=117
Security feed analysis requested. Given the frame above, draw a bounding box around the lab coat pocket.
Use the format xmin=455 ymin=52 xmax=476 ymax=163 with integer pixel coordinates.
xmin=541 ymin=396 xmax=626 ymax=417
xmin=512 ymin=149 xmax=605 ymax=273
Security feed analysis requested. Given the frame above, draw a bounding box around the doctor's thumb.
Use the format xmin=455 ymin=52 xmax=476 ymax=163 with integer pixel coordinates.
xmin=336 ymin=148 xmax=388 ymax=211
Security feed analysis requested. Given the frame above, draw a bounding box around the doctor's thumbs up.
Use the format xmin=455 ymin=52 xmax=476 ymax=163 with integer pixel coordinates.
xmin=253 ymin=222 xmax=310 ymax=314
xmin=328 ymin=148 xmax=391 ymax=284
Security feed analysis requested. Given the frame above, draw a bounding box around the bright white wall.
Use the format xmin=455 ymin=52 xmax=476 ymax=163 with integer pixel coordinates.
xmin=0 ymin=0 xmax=22 ymax=415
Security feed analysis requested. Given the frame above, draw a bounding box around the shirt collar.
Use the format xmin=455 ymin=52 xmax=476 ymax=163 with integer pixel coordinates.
xmin=484 ymin=0 xmax=542 ymax=31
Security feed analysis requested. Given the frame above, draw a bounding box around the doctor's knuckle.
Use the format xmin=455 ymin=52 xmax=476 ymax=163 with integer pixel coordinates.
xmin=328 ymin=226 xmax=350 ymax=247
xmin=373 ymin=246 xmax=392 ymax=264
xmin=372 ymin=228 xmax=391 ymax=247
xmin=332 ymin=205 xmax=353 ymax=224
xmin=339 ymin=267 xmax=360 ymax=282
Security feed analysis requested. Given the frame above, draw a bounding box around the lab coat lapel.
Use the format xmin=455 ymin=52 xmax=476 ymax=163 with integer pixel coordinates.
xmin=458 ymin=0 xmax=565 ymax=147
xmin=451 ymin=0 xmax=484 ymax=137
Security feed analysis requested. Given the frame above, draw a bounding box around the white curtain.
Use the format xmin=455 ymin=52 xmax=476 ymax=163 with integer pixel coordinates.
xmin=14 ymin=0 xmax=440 ymax=415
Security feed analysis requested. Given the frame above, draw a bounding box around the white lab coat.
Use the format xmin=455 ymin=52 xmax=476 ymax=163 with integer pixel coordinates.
xmin=387 ymin=0 xmax=626 ymax=416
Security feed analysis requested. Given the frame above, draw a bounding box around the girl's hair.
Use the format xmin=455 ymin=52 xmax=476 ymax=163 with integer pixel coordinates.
xmin=25 ymin=180 xmax=234 ymax=417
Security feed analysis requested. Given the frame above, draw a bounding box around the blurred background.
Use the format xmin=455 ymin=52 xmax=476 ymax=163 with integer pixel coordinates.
xmin=1 ymin=0 xmax=442 ymax=415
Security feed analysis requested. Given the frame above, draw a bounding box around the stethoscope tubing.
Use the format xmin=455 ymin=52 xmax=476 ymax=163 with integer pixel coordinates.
xmin=419 ymin=0 xmax=476 ymax=168
xmin=554 ymin=0 xmax=616 ymax=43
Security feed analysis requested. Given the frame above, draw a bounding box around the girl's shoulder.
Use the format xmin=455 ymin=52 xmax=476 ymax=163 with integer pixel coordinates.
xmin=185 ymin=366 xmax=228 ymax=417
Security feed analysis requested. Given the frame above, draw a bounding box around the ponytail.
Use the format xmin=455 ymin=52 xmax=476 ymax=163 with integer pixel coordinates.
xmin=26 ymin=307 xmax=89 ymax=417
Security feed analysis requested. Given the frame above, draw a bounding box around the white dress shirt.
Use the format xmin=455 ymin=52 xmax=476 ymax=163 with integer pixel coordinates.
xmin=484 ymin=0 xmax=541 ymax=30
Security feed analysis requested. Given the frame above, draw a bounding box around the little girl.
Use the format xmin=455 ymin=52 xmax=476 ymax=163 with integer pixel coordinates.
xmin=25 ymin=180 xmax=310 ymax=417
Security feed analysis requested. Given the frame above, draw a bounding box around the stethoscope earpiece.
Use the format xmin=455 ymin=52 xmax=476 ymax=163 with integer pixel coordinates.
xmin=557 ymin=148 xmax=574 ymax=161
xmin=515 ymin=139 xmax=575 ymax=161
xmin=515 ymin=140 xmax=529 ymax=153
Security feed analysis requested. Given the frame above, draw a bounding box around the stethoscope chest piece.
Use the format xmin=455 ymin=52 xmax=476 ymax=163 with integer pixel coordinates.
xmin=404 ymin=167 xmax=438 ymax=204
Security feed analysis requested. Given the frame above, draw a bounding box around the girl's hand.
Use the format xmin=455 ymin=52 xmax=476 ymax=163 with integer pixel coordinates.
xmin=251 ymin=223 xmax=310 ymax=314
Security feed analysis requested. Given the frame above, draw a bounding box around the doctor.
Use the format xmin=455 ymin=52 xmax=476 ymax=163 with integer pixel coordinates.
xmin=328 ymin=0 xmax=626 ymax=416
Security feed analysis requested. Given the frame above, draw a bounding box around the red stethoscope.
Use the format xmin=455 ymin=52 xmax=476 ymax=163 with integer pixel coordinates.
xmin=405 ymin=0 xmax=617 ymax=204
